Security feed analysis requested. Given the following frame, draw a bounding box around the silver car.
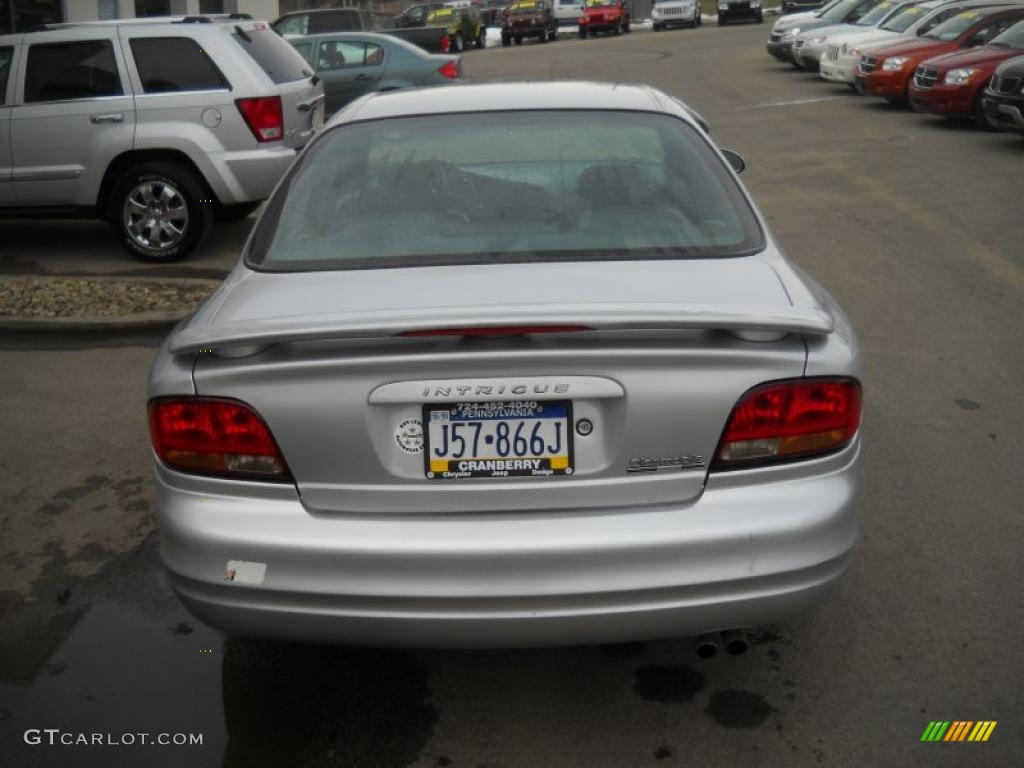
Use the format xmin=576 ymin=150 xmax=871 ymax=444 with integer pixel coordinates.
xmin=148 ymin=82 xmax=862 ymax=649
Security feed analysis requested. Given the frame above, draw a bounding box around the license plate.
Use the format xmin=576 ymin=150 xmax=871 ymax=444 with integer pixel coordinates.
xmin=312 ymin=100 xmax=325 ymax=132
xmin=424 ymin=401 xmax=573 ymax=480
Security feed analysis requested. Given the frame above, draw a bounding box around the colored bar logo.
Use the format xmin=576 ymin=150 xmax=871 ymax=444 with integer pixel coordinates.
xmin=921 ymin=721 xmax=997 ymax=742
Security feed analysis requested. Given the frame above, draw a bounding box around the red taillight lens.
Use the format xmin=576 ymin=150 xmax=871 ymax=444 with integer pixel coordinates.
xmin=440 ymin=34 xmax=451 ymax=53
xmin=712 ymin=378 xmax=861 ymax=469
xmin=438 ymin=59 xmax=460 ymax=80
xmin=397 ymin=325 xmax=593 ymax=338
xmin=149 ymin=398 xmax=291 ymax=481
xmin=235 ymin=96 xmax=284 ymax=142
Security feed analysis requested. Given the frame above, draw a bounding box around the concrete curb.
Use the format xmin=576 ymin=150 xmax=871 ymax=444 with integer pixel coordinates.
xmin=0 ymin=276 xmax=220 ymax=336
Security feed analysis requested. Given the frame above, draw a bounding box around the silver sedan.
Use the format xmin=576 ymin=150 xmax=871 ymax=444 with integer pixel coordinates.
xmin=148 ymin=82 xmax=862 ymax=648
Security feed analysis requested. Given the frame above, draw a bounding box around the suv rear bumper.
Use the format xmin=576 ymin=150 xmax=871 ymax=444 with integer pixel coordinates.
xmin=157 ymin=442 xmax=859 ymax=647
xmin=202 ymin=145 xmax=300 ymax=205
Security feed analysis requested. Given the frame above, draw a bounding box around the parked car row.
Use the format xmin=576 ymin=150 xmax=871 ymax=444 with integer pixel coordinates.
xmin=767 ymin=0 xmax=1024 ymax=134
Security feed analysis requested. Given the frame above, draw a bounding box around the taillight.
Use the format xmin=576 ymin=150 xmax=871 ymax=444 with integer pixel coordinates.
xmin=235 ymin=96 xmax=284 ymax=142
xmin=397 ymin=325 xmax=592 ymax=337
xmin=712 ymin=378 xmax=861 ymax=469
xmin=438 ymin=59 xmax=460 ymax=80
xmin=440 ymin=34 xmax=451 ymax=53
xmin=149 ymin=398 xmax=291 ymax=481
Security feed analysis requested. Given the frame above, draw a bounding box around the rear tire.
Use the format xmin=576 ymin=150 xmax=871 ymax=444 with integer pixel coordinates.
xmin=502 ymin=33 xmax=511 ymax=46
xmin=476 ymin=28 xmax=486 ymax=48
xmin=624 ymin=19 xmax=631 ymax=32
xmin=614 ymin=19 xmax=622 ymax=35
xmin=549 ymin=26 xmax=559 ymax=41
xmin=718 ymin=14 xmax=726 ymax=25
xmin=110 ymin=161 xmax=212 ymax=263
xmin=653 ymin=22 xmax=662 ymax=30
xmin=514 ymin=34 xmax=523 ymax=44
xmin=757 ymin=12 xmax=764 ymax=23
xmin=453 ymin=33 xmax=465 ymax=52
xmin=579 ymin=27 xmax=587 ymax=38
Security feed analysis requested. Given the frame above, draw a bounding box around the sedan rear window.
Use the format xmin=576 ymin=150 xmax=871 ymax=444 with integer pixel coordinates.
xmin=247 ymin=111 xmax=765 ymax=272
xmin=231 ymin=27 xmax=311 ymax=84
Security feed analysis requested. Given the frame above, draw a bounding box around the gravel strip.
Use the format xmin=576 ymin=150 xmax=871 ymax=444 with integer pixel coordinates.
xmin=0 ymin=277 xmax=217 ymax=319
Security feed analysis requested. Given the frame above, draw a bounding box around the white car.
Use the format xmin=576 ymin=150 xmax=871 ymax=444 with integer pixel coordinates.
xmin=767 ymin=0 xmax=846 ymax=61
xmin=792 ymin=0 xmax=912 ymax=69
xmin=819 ymin=0 xmax=989 ymax=83
xmin=553 ymin=0 xmax=585 ymax=27
xmin=652 ymin=0 xmax=703 ymax=30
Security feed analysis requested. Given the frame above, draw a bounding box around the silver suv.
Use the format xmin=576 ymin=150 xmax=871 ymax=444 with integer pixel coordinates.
xmin=0 ymin=15 xmax=324 ymax=261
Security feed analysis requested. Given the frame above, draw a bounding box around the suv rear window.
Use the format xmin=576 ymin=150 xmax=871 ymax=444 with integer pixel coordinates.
xmin=232 ymin=27 xmax=311 ymax=84
xmin=24 ymin=40 xmax=122 ymax=103
xmin=247 ymin=111 xmax=765 ymax=272
xmin=130 ymin=37 xmax=229 ymax=93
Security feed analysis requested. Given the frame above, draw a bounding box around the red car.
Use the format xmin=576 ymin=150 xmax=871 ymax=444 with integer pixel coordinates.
xmin=910 ymin=20 xmax=1024 ymax=123
xmin=578 ymin=0 xmax=631 ymax=37
xmin=856 ymin=6 xmax=1024 ymax=102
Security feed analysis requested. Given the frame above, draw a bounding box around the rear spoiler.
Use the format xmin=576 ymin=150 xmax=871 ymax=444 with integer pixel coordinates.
xmin=169 ymin=303 xmax=834 ymax=354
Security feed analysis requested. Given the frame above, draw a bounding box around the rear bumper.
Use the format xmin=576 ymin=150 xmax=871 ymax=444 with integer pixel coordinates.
xmin=720 ymin=6 xmax=762 ymax=21
xmin=158 ymin=442 xmax=859 ymax=647
xmin=821 ymin=59 xmax=856 ymax=84
xmin=908 ymin=83 xmax=975 ymax=117
xmin=203 ymin=146 xmax=299 ymax=205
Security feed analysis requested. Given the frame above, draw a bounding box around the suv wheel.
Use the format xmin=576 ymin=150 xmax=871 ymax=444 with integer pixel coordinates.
xmin=453 ymin=33 xmax=465 ymax=52
xmin=757 ymin=11 xmax=764 ymax=22
xmin=111 ymin=162 xmax=211 ymax=262
xmin=579 ymin=27 xmax=588 ymax=38
xmin=502 ymin=33 xmax=511 ymax=46
xmin=614 ymin=19 xmax=622 ymax=34
xmin=476 ymin=28 xmax=486 ymax=48
xmin=549 ymin=27 xmax=559 ymax=41
xmin=718 ymin=14 xmax=726 ymax=25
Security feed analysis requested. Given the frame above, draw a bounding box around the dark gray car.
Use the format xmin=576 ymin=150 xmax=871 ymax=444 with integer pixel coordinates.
xmin=290 ymin=32 xmax=462 ymax=115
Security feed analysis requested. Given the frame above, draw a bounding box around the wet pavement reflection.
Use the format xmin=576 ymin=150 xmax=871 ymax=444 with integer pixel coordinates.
xmin=0 ymin=545 xmax=438 ymax=768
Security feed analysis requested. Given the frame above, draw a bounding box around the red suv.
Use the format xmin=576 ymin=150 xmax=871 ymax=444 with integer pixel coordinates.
xmin=910 ymin=19 xmax=1024 ymax=123
xmin=579 ymin=0 xmax=631 ymax=37
xmin=857 ymin=6 xmax=1024 ymax=101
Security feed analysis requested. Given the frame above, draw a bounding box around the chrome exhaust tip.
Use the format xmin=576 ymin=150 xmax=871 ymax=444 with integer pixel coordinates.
xmin=722 ymin=629 xmax=749 ymax=655
xmin=695 ymin=633 xmax=720 ymax=659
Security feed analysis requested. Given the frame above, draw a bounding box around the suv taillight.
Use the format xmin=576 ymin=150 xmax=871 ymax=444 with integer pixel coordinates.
xmin=235 ymin=96 xmax=284 ymax=142
xmin=438 ymin=60 xmax=460 ymax=80
xmin=712 ymin=378 xmax=861 ymax=469
xmin=149 ymin=398 xmax=291 ymax=481
xmin=440 ymin=34 xmax=451 ymax=53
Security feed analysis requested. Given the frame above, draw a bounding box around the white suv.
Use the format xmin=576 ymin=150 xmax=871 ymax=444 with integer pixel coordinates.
xmin=0 ymin=15 xmax=324 ymax=261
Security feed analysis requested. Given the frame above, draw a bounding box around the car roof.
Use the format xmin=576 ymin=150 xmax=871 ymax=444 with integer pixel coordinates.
xmin=335 ymin=82 xmax=698 ymax=127
xmin=33 ymin=14 xmax=258 ymax=30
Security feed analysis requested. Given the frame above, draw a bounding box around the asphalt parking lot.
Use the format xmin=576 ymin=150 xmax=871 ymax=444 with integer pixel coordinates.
xmin=1 ymin=20 xmax=1022 ymax=768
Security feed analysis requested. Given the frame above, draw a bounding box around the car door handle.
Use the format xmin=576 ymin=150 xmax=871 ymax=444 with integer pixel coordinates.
xmin=354 ymin=74 xmax=372 ymax=81
xmin=90 ymin=113 xmax=124 ymax=124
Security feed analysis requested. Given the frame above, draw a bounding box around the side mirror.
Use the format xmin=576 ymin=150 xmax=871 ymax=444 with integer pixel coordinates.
xmin=721 ymin=149 xmax=746 ymax=174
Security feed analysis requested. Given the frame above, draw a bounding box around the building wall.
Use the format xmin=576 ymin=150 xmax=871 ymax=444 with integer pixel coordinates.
xmin=63 ymin=0 xmax=281 ymax=22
